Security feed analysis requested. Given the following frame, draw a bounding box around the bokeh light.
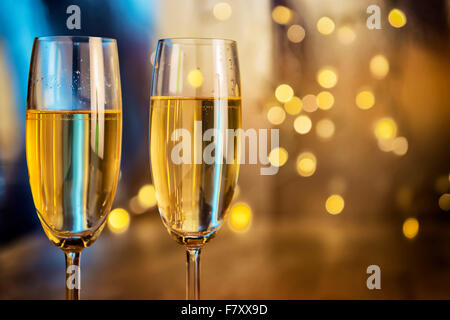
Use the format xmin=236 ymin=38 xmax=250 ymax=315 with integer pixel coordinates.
xmin=374 ymin=118 xmax=397 ymax=140
xmin=392 ymin=137 xmax=408 ymax=156
xmin=296 ymin=152 xmax=317 ymax=177
xmin=267 ymin=106 xmax=286 ymax=125
xmin=317 ymin=16 xmax=335 ymax=35
xmin=337 ymin=25 xmax=356 ymax=44
xmin=316 ymin=91 xmax=334 ymax=110
xmin=108 ymin=208 xmax=130 ymax=234
xmin=403 ymin=217 xmax=419 ymax=239
xmin=229 ymin=202 xmax=252 ymax=232
xmin=138 ymin=184 xmax=157 ymax=208
xmin=284 ymin=96 xmax=302 ymax=115
xmin=325 ymin=195 xmax=344 ymax=215
xmin=438 ymin=194 xmax=450 ymax=211
xmin=356 ymin=90 xmax=375 ymax=110
xmin=287 ymin=25 xmax=306 ymax=43
xmin=187 ymin=69 xmax=203 ymax=88
xmin=302 ymin=94 xmax=318 ymax=112
xmin=316 ymin=118 xmax=335 ymax=139
xmin=370 ymin=55 xmax=390 ymax=79
xmin=269 ymin=147 xmax=288 ymax=167
xmin=389 ymin=9 xmax=407 ymax=28
xmin=317 ymin=67 xmax=338 ymax=89
xmin=275 ymin=84 xmax=294 ymax=103
xmin=377 ymin=138 xmax=394 ymax=152
xmin=129 ymin=196 xmax=147 ymax=214
xmin=213 ymin=2 xmax=232 ymax=21
xmin=272 ymin=5 xmax=292 ymax=25
xmin=0 ymin=0 xmax=448 ymax=301
xmin=294 ymin=115 xmax=312 ymax=135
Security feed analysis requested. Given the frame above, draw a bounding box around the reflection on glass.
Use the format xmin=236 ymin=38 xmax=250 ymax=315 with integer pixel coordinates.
xmin=150 ymin=38 xmax=241 ymax=299
xmin=26 ymin=36 xmax=122 ymax=300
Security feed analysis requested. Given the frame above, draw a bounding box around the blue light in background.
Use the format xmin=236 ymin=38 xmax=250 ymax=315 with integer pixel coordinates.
xmin=0 ymin=0 xmax=157 ymax=242
xmin=109 ymin=0 xmax=155 ymax=34
xmin=0 ymin=0 xmax=52 ymax=124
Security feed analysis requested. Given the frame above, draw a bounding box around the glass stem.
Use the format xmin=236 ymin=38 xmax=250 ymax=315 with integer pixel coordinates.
xmin=65 ymin=251 xmax=81 ymax=300
xmin=186 ymin=248 xmax=201 ymax=300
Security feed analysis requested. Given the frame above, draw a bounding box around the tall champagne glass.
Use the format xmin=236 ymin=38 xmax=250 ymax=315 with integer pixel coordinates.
xmin=150 ymin=38 xmax=241 ymax=299
xmin=26 ymin=36 xmax=122 ymax=300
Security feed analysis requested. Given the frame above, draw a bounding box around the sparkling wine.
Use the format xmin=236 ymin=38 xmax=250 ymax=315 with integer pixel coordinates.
xmin=150 ymin=97 xmax=241 ymax=247
xmin=26 ymin=110 xmax=122 ymax=251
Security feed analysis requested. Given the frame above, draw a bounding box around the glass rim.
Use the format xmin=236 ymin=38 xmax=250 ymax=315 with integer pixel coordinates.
xmin=35 ymin=36 xmax=117 ymax=43
xmin=158 ymin=37 xmax=236 ymax=45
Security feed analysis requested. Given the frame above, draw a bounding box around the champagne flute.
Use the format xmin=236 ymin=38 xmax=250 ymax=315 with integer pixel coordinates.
xmin=150 ymin=38 xmax=241 ymax=300
xmin=26 ymin=36 xmax=122 ymax=300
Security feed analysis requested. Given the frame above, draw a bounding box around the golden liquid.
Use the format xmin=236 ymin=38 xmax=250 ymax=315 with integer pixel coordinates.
xmin=26 ymin=110 xmax=122 ymax=251
xmin=150 ymin=97 xmax=241 ymax=247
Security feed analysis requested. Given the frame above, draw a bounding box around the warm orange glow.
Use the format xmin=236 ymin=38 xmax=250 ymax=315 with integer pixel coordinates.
xmin=317 ymin=16 xmax=335 ymax=35
xmin=370 ymin=55 xmax=390 ymax=79
xmin=337 ymin=26 xmax=356 ymax=44
xmin=287 ymin=25 xmax=306 ymax=43
xmin=378 ymin=138 xmax=394 ymax=152
xmin=325 ymin=195 xmax=344 ymax=215
xmin=316 ymin=118 xmax=335 ymax=139
xmin=272 ymin=6 xmax=292 ymax=25
xmin=438 ymin=194 xmax=450 ymax=211
xmin=403 ymin=217 xmax=419 ymax=239
xmin=269 ymin=147 xmax=288 ymax=167
xmin=229 ymin=203 xmax=252 ymax=232
xmin=389 ymin=9 xmax=407 ymax=28
xmin=317 ymin=91 xmax=334 ymax=110
xmin=138 ymin=184 xmax=157 ymax=208
xmin=392 ymin=137 xmax=408 ymax=156
xmin=296 ymin=152 xmax=317 ymax=177
xmin=213 ymin=2 xmax=232 ymax=21
xmin=294 ymin=115 xmax=312 ymax=135
xmin=108 ymin=208 xmax=130 ymax=233
xmin=374 ymin=118 xmax=397 ymax=140
xmin=267 ymin=106 xmax=286 ymax=125
xmin=284 ymin=96 xmax=302 ymax=115
xmin=187 ymin=69 xmax=203 ymax=88
xmin=275 ymin=84 xmax=294 ymax=103
xmin=356 ymin=90 xmax=375 ymax=110
xmin=302 ymin=94 xmax=318 ymax=112
xmin=317 ymin=67 xmax=338 ymax=89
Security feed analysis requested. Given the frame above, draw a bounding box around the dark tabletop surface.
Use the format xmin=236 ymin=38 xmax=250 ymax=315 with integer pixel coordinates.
xmin=0 ymin=213 xmax=449 ymax=300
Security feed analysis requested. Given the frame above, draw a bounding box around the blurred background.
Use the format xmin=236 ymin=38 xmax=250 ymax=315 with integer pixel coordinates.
xmin=0 ymin=0 xmax=449 ymax=299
